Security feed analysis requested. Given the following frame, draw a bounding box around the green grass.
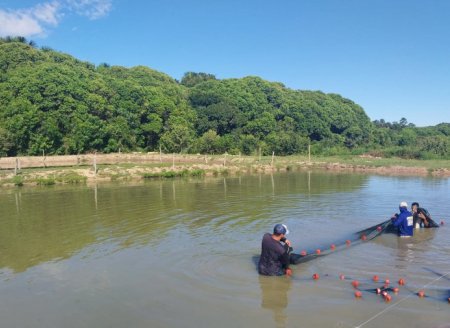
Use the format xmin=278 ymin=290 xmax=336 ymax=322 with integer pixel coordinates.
xmin=189 ymin=169 xmax=205 ymax=177
xmin=36 ymin=177 xmax=56 ymax=186
xmin=142 ymin=169 xmax=206 ymax=179
xmin=57 ymin=172 xmax=87 ymax=184
xmin=142 ymin=172 xmax=162 ymax=179
xmin=310 ymin=155 xmax=450 ymax=170
xmin=12 ymin=175 xmax=24 ymax=186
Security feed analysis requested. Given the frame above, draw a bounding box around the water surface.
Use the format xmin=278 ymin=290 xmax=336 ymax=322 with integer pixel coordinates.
xmin=0 ymin=171 xmax=449 ymax=328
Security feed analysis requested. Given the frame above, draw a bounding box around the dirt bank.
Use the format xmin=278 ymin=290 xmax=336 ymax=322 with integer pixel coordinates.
xmin=1 ymin=153 xmax=449 ymax=187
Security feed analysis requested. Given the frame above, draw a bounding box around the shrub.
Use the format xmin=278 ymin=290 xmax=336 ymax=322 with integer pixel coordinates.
xmin=36 ymin=178 xmax=56 ymax=186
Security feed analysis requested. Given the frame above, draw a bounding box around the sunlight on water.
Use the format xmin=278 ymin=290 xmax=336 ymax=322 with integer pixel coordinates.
xmin=0 ymin=172 xmax=449 ymax=328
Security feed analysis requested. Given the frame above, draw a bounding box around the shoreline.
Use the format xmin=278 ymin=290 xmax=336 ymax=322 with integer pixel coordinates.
xmin=1 ymin=153 xmax=449 ymax=187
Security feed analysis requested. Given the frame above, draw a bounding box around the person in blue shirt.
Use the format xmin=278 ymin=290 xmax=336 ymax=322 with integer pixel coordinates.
xmin=391 ymin=201 xmax=414 ymax=237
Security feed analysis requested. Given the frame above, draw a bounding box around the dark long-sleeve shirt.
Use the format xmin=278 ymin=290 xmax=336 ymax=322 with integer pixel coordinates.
xmin=258 ymin=233 xmax=290 ymax=276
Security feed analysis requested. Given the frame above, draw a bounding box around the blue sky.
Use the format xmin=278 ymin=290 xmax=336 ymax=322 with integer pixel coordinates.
xmin=1 ymin=0 xmax=449 ymax=126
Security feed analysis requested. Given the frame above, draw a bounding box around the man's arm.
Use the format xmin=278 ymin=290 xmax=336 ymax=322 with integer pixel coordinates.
xmin=392 ymin=214 xmax=403 ymax=227
xmin=280 ymin=243 xmax=291 ymax=269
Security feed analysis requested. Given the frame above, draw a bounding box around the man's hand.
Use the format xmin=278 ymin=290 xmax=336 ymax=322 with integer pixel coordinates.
xmin=284 ymin=239 xmax=291 ymax=247
xmin=285 ymin=268 xmax=292 ymax=276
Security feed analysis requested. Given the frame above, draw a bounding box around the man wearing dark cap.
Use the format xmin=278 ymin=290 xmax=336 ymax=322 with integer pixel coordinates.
xmin=258 ymin=224 xmax=293 ymax=276
xmin=411 ymin=202 xmax=433 ymax=228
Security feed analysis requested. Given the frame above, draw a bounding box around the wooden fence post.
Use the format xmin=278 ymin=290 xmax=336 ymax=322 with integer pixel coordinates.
xmin=308 ymin=142 xmax=311 ymax=163
xmin=93 ymin=153 xmax=97 ymax=177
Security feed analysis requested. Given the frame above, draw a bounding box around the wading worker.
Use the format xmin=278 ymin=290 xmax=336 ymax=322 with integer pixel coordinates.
xmin=391 ymin=201 xmax=414 ymax=237
xmin=258 ymin=224 xmax=293 ymax=276
xmin=411 ymin=202 xmax=433 ymax=228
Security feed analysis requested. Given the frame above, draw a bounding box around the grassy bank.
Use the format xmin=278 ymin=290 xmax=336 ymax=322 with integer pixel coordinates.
xmin=0 ymin=153 xmax=449 ymax=187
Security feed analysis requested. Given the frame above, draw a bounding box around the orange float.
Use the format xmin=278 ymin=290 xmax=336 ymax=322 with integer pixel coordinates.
xmin=351 ymin=280 xmax=360 ymax=288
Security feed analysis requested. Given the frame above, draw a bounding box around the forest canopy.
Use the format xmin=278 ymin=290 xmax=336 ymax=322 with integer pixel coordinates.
xmin=0 ymin=37 xmax=449 ymax=159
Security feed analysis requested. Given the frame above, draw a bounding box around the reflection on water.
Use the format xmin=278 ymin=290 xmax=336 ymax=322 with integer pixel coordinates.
xmin=259 ymin=276 xmax=291 ymax=328
xmin=0 ymin=171 xmax=449 ymax=328
xmin=0 ymin=171 xmax=370 ymax=273
xmin=393 ymin=229 xmax=439 ymax=270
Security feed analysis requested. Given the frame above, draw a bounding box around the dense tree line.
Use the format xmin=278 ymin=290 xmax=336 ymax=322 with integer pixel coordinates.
xmin=0 ymin=37 xmax=448 ymax=159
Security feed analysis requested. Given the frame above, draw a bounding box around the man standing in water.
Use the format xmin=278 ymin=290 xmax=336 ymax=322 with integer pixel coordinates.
xmin=258 ymin=224 xmax=292 ymax=276
xmin=391 ymin=201 xmax=414 ymax=237
xmin=411 ymin=202 xmax=436 ymax=228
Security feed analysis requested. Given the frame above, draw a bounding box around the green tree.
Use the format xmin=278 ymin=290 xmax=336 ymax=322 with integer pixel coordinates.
xmin=180 ymin=72 xmax=216 ymax=87
xmin=419 ymin=136 xmax=449 ymax=157
xmin=195 ymin=130 xmax=225 ymax=154
xmin=0 ymin=127 xmax=12 ymax=156
xmin=264 ymin=132 xmax=308 ymax=155
xmin=160 ymin=107 xmax=196 ymax=153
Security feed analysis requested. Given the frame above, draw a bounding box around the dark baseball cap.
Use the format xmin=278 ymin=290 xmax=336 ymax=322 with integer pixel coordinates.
xmin=273 ymin=224 xmax=289 ymax=235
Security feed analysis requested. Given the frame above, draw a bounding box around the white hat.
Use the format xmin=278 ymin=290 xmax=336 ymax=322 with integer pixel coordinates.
xmin=399 ymin=201 xmax=408 ymax=208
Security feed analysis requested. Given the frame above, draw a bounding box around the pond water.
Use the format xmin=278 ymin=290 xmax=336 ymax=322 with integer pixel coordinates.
xmin=0 ymin=171 xmax=449 ymax=328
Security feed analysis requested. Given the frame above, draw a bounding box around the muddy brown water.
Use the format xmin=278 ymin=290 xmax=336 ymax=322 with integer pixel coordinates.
xmin=0 ymin=171 xmax=449 ymax=328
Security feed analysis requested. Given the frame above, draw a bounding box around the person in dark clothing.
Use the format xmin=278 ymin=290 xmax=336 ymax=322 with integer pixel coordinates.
xmin=411 ymin=202 xmax=433 ymax=228
xmin=391 ymin=201 xmax=414 ymax=237
xmin=258 ymin=224 xmax=292 ymax=276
